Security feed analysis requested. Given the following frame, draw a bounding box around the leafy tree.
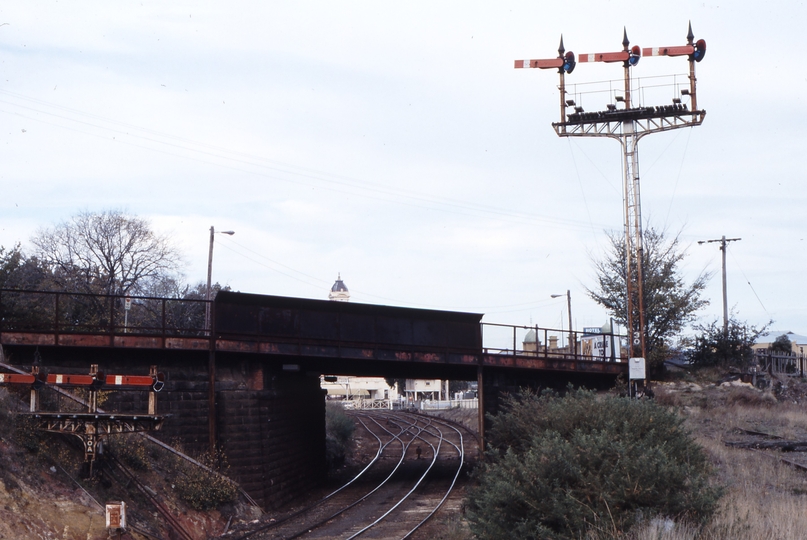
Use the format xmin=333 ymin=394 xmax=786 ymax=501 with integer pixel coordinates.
xmin=384 ymin=377 xmax=406 ymax=396
xmin=587 ymin=227 xmax=711 ymax=374
xmin=770 ymin=334 xmax=793 ymax=355
xmin=0 ymin=244 xmax=50 ymax=290
xmin=466 ymin=389 xmax=720 ymax=540
xmin=0 ymin=245 xmax=57 ymax=330
xmin=687 ymin=317 xmax=768 ymax=369
xmin=30 ymin=209 xmax=183 ymax=297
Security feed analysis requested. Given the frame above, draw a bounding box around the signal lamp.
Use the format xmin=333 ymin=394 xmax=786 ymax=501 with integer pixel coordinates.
xmin=692 ymin=39 xmax=706 ymax=62
xmin=628 ymin=45 xmax=641 ymax=66
xmin=563 ymin=51 xmax=576 ymax=74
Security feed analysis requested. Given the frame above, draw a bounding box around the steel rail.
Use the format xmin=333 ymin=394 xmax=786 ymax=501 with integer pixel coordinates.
xmin=225 ymin=412 xmax=408 ymax=540
xmin=0 ymin=360 xmax=262 ymax=512
xmin=106 ymin=451 xmax=195 ymax=540
xmin=283 ymin=414 xmax=430 ymax=540
xmin=344 ymin=416 xmax=443 ymax=540
xmin=352 ymin=411 xmax=466 ymax=540
xmin=398 ymin=414 xmax=465 ymax=539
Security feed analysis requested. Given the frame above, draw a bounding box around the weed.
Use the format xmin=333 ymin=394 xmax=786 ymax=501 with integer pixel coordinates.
xmin=325 ymin=401 xmax=354 ymax=471
xmin=109 ymin=435 xmax=150 ymax=471
xmin=168 ymin=447 xmax=238 ymax=510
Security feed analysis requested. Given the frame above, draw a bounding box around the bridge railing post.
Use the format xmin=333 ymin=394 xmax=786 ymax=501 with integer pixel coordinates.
xmin=54 ymin=292 xmax=60 ymax=336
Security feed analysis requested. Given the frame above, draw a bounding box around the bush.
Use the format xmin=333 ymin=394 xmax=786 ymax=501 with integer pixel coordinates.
xmin=110 ymin=435 xmax=150 ymax=471
xmin=170 ymin=448 xmax=238 ymax=510
xmin=466 ymin=389 xmax=721 ymax=540
xmin=688 ymin=318 xmax=768 ymax=369
xmin=325 ymin=401 xmax=355 ymax=471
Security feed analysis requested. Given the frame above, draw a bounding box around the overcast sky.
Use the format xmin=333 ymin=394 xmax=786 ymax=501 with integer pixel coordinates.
xmin=1 ymin=1 xmax=804 ymax=344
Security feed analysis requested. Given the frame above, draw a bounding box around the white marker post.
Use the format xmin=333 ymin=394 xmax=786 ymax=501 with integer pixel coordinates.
xmin=629 ymin=357 xmax=646 ymax=398
xmin=124 ymin=296 xmax=132 ymax=333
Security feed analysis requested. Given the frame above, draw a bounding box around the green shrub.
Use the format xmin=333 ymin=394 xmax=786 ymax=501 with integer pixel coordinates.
xmin=170 ymin=448 xmax=238 ymax=510
xmin=325 ymin=401 xmax=354 ymax=471
xmin=466 ymin=389 xmax=721 ymax=540
xmin=110 ymin=435 xmax=150 ymax=471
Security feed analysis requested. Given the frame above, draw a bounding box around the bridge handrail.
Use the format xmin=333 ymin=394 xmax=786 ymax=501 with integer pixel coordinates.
xmin=0 ymin=288 xmax=208 ymax=337
xmin=1 ymin=289 xmax=626 ymax=364
xmin=481 ymin=321 xmax=627 ymax=362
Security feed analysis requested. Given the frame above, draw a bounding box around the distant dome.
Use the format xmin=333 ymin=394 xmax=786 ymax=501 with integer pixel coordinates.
xmin=331 ymin=279 xmax=348 ymax=293
xmin=523 ymin=329 xmax=537 ymax=344
xmin=329 ymin=273 xmax=350 ymax=302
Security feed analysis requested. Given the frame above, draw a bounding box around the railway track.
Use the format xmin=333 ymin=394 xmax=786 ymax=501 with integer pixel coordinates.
xmin=221 ymin=411 xmax=473 ymax=540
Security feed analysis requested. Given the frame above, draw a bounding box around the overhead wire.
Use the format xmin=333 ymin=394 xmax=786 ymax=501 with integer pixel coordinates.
xmin=0 ymin=90 xmax=641 ymax=315
xmin=216 ymin=234 xmax=567 ymax=313
xmin=728 ymin=247 xmax=769 ymax=317
xmin=0 ymin=90 xmax=610 ymax=233
xmin=663 ymin=128 xmax=693 ymax=229
xmin=566 ymin=138 xmax=598 ymax=242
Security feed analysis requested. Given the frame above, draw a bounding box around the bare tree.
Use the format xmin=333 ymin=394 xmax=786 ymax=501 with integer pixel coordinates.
xmin=31 ymin=210 xmax=183 ymax=296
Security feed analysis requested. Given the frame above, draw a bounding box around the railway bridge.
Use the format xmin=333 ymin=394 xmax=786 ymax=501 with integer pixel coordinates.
xmin=0 ymin=289 xmax=626 ymax=508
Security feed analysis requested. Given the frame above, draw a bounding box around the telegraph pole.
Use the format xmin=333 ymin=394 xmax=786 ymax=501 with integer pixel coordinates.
xmin=516 ymin=23 xmax=707 ymax=365
xmin=698 ymin=236 xmax=741 ymax=335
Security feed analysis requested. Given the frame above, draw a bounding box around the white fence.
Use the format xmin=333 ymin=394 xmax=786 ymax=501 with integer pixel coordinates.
xmin=339 ymin=399 xmax=392 ymax=410
xmin=420 ymin=398 xmax=478 ymax=410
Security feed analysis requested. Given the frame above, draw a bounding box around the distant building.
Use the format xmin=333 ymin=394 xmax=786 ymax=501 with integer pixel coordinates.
xmin=753 ymin=331 xmax=807 ymax=356
xmin=321 ymin=375 xmax=398 ymax=400
xmin=322 ymin=273 xmax=451 ymax=402
xmin=523 ymin=329 xmax=540 ymax=353
xmin=329 ymin=273 xmax=350 ymax=302
xmin=404 ymin=378 xmax=447 ymax=401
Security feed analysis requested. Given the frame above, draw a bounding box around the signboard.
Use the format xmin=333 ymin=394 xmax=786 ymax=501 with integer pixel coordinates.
xmin=629 ymin=357 xmax=646 ymax=380
xmin=106 ymin=501 xmax=126 ymax=530
xmin=580 ymin=334 xmax=623 ymax=362
xmin=124 ymin=296 xmax=132 ymax=311
xmin=583 ymin=327 xmax=602 ymax=335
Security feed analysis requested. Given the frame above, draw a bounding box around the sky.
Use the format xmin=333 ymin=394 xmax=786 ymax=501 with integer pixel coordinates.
xmin=1 ymin=1 xmax=805 ymax=347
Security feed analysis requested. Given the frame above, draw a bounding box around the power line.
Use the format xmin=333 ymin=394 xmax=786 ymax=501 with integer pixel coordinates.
xmin=0 ymin=90 xmax=611 ymax=233
xmin=698 ymin=235 xmax=741 ymax=333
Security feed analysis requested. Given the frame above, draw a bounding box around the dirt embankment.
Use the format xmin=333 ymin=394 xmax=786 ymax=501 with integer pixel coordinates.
xmin=0 ymin=438 xmax=108 ymax=539
xmin=0 ymin=386 xmax=258 ymax=540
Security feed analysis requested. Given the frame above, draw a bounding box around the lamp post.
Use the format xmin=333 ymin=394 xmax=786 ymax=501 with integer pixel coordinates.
xmin=205 ymin=226 xmax=235 ymax=333
xmin=205 ymin=226 xmax=233 ymax=453
xmin=551 ymin=290 xmax=574 ymax=354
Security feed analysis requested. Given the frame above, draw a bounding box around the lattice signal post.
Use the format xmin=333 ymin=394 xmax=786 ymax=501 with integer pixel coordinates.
xmin=516 ymin=23 xmax=707 ymax=366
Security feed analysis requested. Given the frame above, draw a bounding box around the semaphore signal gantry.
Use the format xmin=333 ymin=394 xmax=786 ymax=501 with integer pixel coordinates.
xmin=515 ymin=23 xmax=707 ymax=374
xmin=0 ymin=363 xmax=165 ymax=474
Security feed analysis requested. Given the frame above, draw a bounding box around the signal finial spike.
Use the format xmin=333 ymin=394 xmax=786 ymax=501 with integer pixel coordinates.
xmin=622 ymin=27 xmax=630 ymax=49
xmin=687 ymin=21 xmax=695 ymax=44
xmin=558 ymin=35 xmax=565 ymax=57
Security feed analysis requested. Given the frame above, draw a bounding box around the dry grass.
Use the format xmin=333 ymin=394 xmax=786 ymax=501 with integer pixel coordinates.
xmin=430 ymin=378 xmax=807 ymax=540
xmin=608 ymin=389 xmax=807 ymax=540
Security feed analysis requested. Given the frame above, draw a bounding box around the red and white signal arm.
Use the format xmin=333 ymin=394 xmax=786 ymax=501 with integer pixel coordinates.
xmin=106 ymin=501 xmax=126 ymax=529
xmin=629 ymin=357 xmax=646 ymax=380
xmin=124 ymin=296 xmax=132 ymax=311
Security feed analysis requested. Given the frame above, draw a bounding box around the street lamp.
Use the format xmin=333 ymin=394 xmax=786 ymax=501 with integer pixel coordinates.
xmin=206 ymin=226 xmax=235 ymax=333
xmin=551 ymin=290 xmax=574 ymax=354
